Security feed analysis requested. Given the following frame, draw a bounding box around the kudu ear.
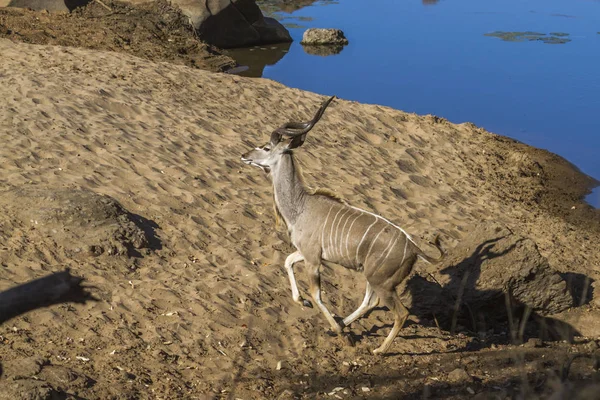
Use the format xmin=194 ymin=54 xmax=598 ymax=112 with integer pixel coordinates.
xmin=286 ymin=134 xmax=307 ymax=149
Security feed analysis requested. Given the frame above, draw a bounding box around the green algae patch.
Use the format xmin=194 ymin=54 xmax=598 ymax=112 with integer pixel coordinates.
xmin=485 ymin=31 xmax=571 ymax=44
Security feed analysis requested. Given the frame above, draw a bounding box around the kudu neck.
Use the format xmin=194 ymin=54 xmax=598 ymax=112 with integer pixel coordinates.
xmin=271 ymin=152 xmax=308 ymax=227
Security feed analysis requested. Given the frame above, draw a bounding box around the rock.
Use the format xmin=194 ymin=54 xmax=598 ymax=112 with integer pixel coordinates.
xmin=402 ymin=222 xmax=575 ymax=332
xmin=300 ymin=28 xmax=348 ymax=46
xmin=0 ymin=187 xmax=157 ymax=262
xmin=523 ymin=338 xmax=543 ymax=348
xmin=450 ymin=223 xmax=574 ymax=315
xmin=3 ymin=0 xmax=292 ymax=49
xmin=181 ymin=0 xmax=292 ymax=48
xmin=550 ymin=308 xmax=600 ymax=338
xmin=255 ymin=17 xmax=294 ymax=43
xmin=447 ymin=368 xmax=472 ymax=383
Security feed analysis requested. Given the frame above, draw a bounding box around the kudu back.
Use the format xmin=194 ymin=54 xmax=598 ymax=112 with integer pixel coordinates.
xmin=241 ymin=96 xmax=444 ymax=354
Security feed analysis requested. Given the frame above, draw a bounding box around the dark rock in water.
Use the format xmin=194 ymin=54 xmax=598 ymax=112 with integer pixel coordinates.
xmin=255 ymin=16 xmax=294 ymax=43
xmin=402 ymin=222 xmax=575 ymax=333
xmin=301 ymin=28 xmax=348 ymax=46
xmin=190 ymin=0 xmax=292 ymax=48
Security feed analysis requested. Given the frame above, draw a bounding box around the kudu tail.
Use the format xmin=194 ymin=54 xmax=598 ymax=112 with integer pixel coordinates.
xmin=416 ymin=234 xmax=446 ymax=264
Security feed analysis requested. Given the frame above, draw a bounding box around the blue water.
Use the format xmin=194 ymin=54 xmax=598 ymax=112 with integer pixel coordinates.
xmin=241 ymin=0 xmax=600 ymax=206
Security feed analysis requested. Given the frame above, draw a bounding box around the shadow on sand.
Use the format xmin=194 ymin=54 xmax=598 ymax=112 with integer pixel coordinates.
xmin=0 ymin=269 xmax=95 ymax=377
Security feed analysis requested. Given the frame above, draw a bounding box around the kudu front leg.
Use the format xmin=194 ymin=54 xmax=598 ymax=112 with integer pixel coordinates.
xmin=307 ymin=262 xmax=343 ymax=334
xmin=284 ymin=251 xmax=312 ymax=308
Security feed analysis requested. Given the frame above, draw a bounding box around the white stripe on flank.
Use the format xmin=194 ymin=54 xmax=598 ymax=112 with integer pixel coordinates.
xmin=345 ymin=211 xmax=363 ymax=263
xmin=348 ymin=205 xmax=415 ymax=245
xmin=374 ymin=230 xmax=399 ymax=266
xmin=378 ymin=231 xmax=400 ymax=263
xmin=321 ymin=205 xmax=334 ymax=257
xmin=355 ymin=216 xmax=378 ymax=265
xmin=328 ymin=208 xmax=344 ymax=259
xmin=338 ymin=208 xmax=356 ymax=262
xmin=363 ymin=226 xmax=387 ymax=266
xmin=334 ymin=208 xmax=352 ymax=260
xmin=399 ymin=238 xmax=409 ymax=266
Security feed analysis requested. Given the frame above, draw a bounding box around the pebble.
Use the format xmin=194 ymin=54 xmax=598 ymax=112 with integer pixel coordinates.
xmin=448 ymin=368 xmax=472 ymax=383
xmin=523 ymin=338 xmax=543 ymax=348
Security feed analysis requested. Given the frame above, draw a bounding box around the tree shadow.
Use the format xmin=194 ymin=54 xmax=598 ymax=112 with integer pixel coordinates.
xmin=127 ymin=212 xmax=162 ymax=253
xmin=402 ymin=233 xmax=588 ymax=349
xmin=228 ymin=345 xmax=600 ymax=400
xmin=0 ymin=269 xmax=96 ymax=377
xmin=560 ymin=272 xmax=594 ymax=307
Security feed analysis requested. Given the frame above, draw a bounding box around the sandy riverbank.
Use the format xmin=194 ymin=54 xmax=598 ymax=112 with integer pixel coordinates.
xmin=0 ymin=36 xmax=599 ymax=398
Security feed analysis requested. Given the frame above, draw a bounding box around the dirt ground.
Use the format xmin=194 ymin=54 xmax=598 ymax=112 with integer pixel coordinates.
xmin=0 ymin=0 xmax=236 ymax=72
xmin=0 ymin=3 xmax=599 ymax=398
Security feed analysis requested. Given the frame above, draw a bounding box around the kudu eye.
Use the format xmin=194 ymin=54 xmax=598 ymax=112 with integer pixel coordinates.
xmin=263 ymin=145 xmax=271 ymax=151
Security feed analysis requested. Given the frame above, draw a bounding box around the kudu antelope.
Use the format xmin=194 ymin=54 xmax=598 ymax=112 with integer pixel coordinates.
xmin=241 ymin=96 xmax=445 ymax=354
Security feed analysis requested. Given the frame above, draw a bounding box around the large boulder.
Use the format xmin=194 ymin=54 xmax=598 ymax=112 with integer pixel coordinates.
xmin=403 ymin=222 xmax=576 ymax=334
xmin=440 ymin=223 xmax=574 ymax=315
xmin=170 ymin=0 xmax=291 ymax=48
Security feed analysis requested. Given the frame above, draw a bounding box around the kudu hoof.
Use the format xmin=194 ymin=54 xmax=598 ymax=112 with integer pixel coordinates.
xmin=343 ymin=333 xmax=355 ymax=347
xmin=372 ymin=346 xmax=389 ymax=356
xmin=301 ymin=299 xmax=313 ymax=308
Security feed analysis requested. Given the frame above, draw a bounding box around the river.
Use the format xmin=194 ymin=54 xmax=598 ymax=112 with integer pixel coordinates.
xmin=227 ymin=0 xmax=600 ymax=206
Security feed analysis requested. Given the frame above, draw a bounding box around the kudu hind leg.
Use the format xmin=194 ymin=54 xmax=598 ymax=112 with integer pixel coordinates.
xmin=372 ymin=288 xmax=409 ymax=355
xmin=284 ymin=251 xmax=312 ymax=307
xmin=343 ymin=282 xmax=379 ymax=327
xmin=307 ymin=262 xmax=343 ymax=334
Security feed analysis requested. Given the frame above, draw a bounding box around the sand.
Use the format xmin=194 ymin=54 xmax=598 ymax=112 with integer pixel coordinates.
xmin=0 ymin=37 xmax=599 ymax=399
